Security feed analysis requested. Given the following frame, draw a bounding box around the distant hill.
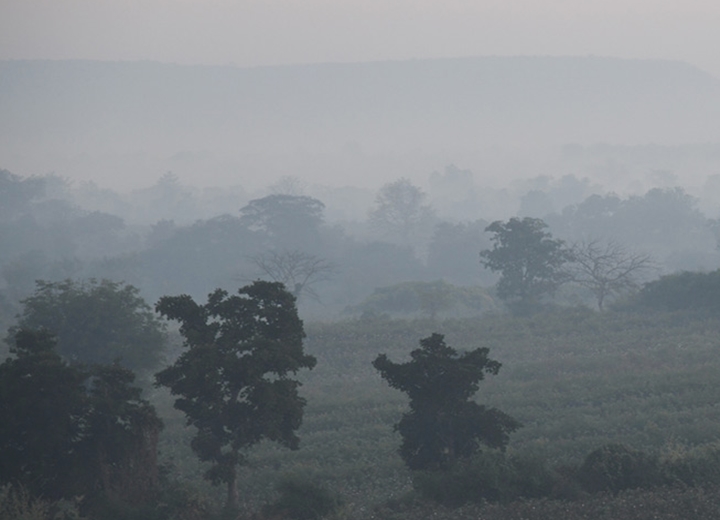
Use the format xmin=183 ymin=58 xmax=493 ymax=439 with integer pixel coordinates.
xmin=2 ymin=56 xmax=720 ymax=189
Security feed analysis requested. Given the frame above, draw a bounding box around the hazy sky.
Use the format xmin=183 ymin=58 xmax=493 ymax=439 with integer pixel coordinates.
xmin=2 ymin=0 xmax=720 ymax=76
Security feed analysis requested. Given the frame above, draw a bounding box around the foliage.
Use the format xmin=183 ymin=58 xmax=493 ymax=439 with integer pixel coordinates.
xmin=658 ymin=442 xmax=720 ymax=488
xmin=480 ymin=217 xmax=573 ymax=311
xmin=412 ymin=450 xmax=556 ymax=506
xmin=239 ymin=195 xmax=326 ymax=250
xmin=577 ymin=444 xmax=661 ymax=494
xmin=0 ymin=329 xmax=86 ymax=498
xmin=138 ymin=214 xmax=260 ymax=301
xmin=10 ymin=279 xmax=167 ymax=372
xmin=152 ymin=306 xmax=720 ymax=517
xmin=633 ymin=269 xmax=720 ymax=312
xmin=548 ymin=187 xmax=713 ymax=273
xmin=373 ymin=333 xmax=520 ymax=471
xmin=0 ymin=329 xmax=162 ymax=504
xmin=154 ymin=281 xmax=317 ymax=511
xmin=262 ymin=477 xmax=342 ymax=520
xmin=0 ymin=169 xmax=47 ymax=221
xmin=0 ymin=484 xmax=54 ymax=520
xmin=374 ymin=484 xmax=720 ymax=520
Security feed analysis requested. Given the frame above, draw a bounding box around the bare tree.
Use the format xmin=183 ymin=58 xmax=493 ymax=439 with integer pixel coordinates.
xmin=250 ymin=249 xmax=336 ymax=301
xmin=569 ymin=240 xmax=656 ymax=310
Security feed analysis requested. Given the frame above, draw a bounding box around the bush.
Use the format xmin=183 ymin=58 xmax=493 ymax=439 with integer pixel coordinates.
xmin=412 ymin=450 xmax=557 ymax=506
xmin=660 ymin=442 xmax=720 ymax=487
xmin=578 ymin=444 xmax=661 ymax=494
xmin=262 ymin=477 xmax=342 ymax=520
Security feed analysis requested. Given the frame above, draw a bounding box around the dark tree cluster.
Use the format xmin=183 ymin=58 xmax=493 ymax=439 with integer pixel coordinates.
xmin=0 ymin=329 xmax=162 ymax=503
xmin=373 ymin=333 xmax=520 ymax=471
xmin=155 ymin=281 xmax=317 ymax=511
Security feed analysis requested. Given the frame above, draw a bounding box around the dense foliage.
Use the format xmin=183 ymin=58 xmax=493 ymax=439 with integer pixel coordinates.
xmin=373 ymin=333 xmax=520 ymax=471
xmin=155 ymin=281 xmax=317 ymax=511
xmin=0 ymin=329 xmax=162 ymax=504
xmin=480 ymin=217 xmax=573 ymax=311
xmin=634 ymin=269 xmax=720 ymax=312
xmin=10 ymin=278 xmax=167 ymax=371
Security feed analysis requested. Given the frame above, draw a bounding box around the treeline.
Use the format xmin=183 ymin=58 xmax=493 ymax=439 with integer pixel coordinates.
xmin=2 ymin=168 xmax=720 ymax=328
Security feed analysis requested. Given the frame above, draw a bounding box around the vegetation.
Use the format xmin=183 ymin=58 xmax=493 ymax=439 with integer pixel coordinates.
xmin=373 ymin=333 xmax=520 ymax=471
xmin=9 ymin=279 xmax=167 ymax=372
xmin=5 ymin=168 xmax=720 ymax=519
xmin=480 ymin=217 xmax=573 ymax=312
xmin=155 ymin=281 xmax=317 ymax=512
xmin=0 ymin=329 xmax=162 ymax=508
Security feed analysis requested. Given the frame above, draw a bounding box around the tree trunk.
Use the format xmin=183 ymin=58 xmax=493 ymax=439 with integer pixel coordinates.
xmin=225 ymin=466 xmax=239 ymax=514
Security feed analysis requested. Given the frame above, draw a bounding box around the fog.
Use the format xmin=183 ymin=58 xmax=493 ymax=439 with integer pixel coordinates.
xmin=3 ymin=57 xmax=720 ymax=195
xmin=7 ymin=4 xmax=720 ymax=517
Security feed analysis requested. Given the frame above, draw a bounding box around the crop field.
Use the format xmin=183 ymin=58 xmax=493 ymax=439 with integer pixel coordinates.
xmin=153 ymin=307 xmax=720 ymax=518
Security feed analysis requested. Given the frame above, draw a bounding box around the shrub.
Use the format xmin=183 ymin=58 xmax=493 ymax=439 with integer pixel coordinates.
xmin=0 ymin=484 xmax=55 ymax=520
xmin=262 ymin=477 xmax=342 ymax=520
xmin=578 ymin=444 xmax=661 ymax=494
xmin=660 ymin=442 xmax=720 ymax=487
xmin=412 ymin=450 xmax=557 ymax=506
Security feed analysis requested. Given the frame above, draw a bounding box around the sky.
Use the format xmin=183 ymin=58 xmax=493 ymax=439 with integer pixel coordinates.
xmin=2 ymin=0 xmax=720 ymax=77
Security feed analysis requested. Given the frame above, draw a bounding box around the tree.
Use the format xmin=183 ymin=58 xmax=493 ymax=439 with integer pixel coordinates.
xmin=372 ymin=333 xmax=520 ymax=471
xmin=480 ymin=217 xmax=573 ymax=311
xmin=154 ymin=281 xmax=317 ymax=512
xmin=239 ymin=194 xmax=326 ymax=249
xmin=0 ymin=329 xmax=162 ymax=501
xmin=0 ymin=329 xmax=86 ymax=498
xmin=368 ymin=178 xmax=436 ymax=247
xmin=249 ymin=249 xmax=336 ymax=301
xmin=634 ymin=269 xmax=720 ymax=312
xmin=569 ymin=240 xmax=655 ymax=310
xmin=10 ymin=279 xmax=167 ymax=372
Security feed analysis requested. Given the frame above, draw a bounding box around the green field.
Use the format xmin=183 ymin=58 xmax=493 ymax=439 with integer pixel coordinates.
xmin=153 ymin=307 xmax=720 ymax=518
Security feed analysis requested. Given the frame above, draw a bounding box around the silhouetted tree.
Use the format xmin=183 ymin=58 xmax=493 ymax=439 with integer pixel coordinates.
xmin=0 ymin=329 xmax=162 ymax=502
xmin=155 ymin=281 xmax=316 ymax=512
xmin=373 ymin=333 xmax=520 ymax=471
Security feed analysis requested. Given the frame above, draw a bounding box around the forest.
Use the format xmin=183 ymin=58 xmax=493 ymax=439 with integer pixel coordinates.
xmin=3 ymin=165 xmax=720 ymax=520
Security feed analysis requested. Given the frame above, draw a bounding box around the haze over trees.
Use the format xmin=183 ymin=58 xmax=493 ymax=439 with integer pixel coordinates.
xmin=9 ymin=279 xmax=167 ymax=371
xmin=6 ymin=54 xmax=720 ymax=520
xmin=369 ymin=178 xmax=436 ymax=252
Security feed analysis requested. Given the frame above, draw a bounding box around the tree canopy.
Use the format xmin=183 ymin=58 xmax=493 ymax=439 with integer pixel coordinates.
xmin=480 ymin=217 xmax=572 ymax=311
xmin=373 ymin=333 xmax=520 ymax=471
xmin=0 ymin=329 xmax=162 ymax=502
xmin=239 ymin=194 xmax=326 ymax=249
xmin=369 ymin=178 xmax=436 ymax=248
xmin=154 ymin=280 xmax=317 ymax=511
xmin=10 ymin=278 xmax=167 ymax=371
